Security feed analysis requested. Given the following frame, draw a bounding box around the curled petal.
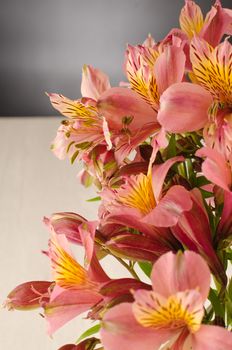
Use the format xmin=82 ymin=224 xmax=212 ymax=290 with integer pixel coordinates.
xmin=158 ymin=82 xmax=212 ymax=133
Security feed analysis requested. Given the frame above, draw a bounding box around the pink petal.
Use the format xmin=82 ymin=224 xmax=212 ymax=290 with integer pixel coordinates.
xmin=106 ymin=233 xmax=169 ymax=262
xmin=78 ymin=221 xmax=98 ymax=263
xmin=148 ymin=128 xmax=168 ymax=171
xmin=150 ymin=251 xmax=211 ymax=301
xmin=81 ymin=65 xmax=111 ymax=100
xmin=191 ymin=324 xmax=232 ymax=350
xmin=201 ymin=1 xmax=232 ymax=47
xmin=97 ymin=87 xmax=156 ymax=130
xmin=217 ymin=190 xmax=232 ymax=241
xmin=105 ymin=207 xmax=172 ymax=243
xmin=114 ymin=121 xmax=160 ymax=163
xmin=154 ymin=45 xmax=186 ymax=96
xmin=100 ymin=302 xmax=172 ymax=350
xmin=196 ymin=147 xmax=232 ymax=191
xmin=100 ymin=278 xmax=151 ymax=298
xmin=158 ymin=82 xmax=213 ymax=133
xmin=142 ymin=185 xmax=193 ymax=227
xmin=179 ymin=0 xmax=204 ymax=39
xmin=44 ymin=212 xmax=86 ymax=244
xmin=45 ymin=290 xmax=101 ymax=335
xmin=152 ymin=156 xmax=184 ymax=202
xmin=5 ymin=281 xmax=52 ymax=311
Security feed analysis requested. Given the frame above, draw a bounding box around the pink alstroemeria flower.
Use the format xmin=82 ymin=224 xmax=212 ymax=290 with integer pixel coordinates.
xmin=44 ymin=230 xmax=149 ymax=335
xmin=158 ymin=36 xmax=232 ymax=160
xmin=99 ymin=156 xmax=192 ymax=250
xmin=48 ymin=64 xmax=161 ymax=164
xmin=101 ymin=251 xmax=232 ymax=350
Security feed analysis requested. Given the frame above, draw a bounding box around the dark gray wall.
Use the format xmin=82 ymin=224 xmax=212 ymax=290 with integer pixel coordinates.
xmin=1 ymin=0 xmax=231 ymax=116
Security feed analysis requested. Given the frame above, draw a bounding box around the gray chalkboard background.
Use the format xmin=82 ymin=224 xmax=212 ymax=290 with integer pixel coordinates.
xmin=1 ymin=0 xmax=231 ymax=115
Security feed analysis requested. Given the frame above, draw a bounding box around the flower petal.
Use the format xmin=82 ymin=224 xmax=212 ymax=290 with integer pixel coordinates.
xmin=196 ymin=147 xmax=232 ymax=191
xmin=47 ymin=93 xmax=97 ymax=119
xmin=152 ymin=156 xmax=184 ymax=202
xmin=191 ymin=324 xmax=232 ymax=350
xmin=154 ymin=45 xmax=186 ymax=96
xmin=158 ymin=82 xmax=212 ymax=132
xmin=97 ymin=87 xmax=156 ymax=130
xmin=142 ymin=185 xmax=193 ymax=227
xmin=101 ymin=302 xmax=172 ymax=350
xmin=81 ymin=65 xmax=111 ymax=100
xmin=190 ymin=37 xmax=232 ymax=104
xmin=44 ymin=289 xmax=101 ymax=335
xmin=201 ymin=1 xmax=232 ymax=47
xmin=179 ymin=0 xmax=204 ymax=39
xmin=150 ymin=251 xmax=211 ymax=301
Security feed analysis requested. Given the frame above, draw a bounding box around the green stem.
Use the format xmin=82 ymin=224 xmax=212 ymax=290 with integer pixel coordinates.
xmin=114 ymin=256 xmax=140 ymax=280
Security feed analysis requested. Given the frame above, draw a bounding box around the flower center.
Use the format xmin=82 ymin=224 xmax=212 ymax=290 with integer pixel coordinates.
xmin=116 ymin=173 xmax=156 ymax=215
xmin=50 ymin=238 xmax=97 ymax=290
xmin=133 ymin=291 xmax=202 ymax=334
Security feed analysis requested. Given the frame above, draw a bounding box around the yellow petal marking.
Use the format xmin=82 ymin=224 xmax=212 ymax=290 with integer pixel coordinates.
xmin=117 ymin=173 xmax=156 ymax=215
xmin=126 ymin=47 xmax=160 ymax=111
xmin=48 ymin=93 xmax=98 ymax=122
xmin=190 ymin=40 xmax=232 ymax=105
xmin=134 ymin=292 xmax=202 ymax=334
xmin=179 ymin=1 xmax=204 ymax=39
xmin=50 ymin=238 xmax=96 ymax=290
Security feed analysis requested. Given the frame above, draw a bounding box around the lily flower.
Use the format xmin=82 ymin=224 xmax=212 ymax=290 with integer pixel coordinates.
xmin=100 ymin=251 xmax=232 ymax=350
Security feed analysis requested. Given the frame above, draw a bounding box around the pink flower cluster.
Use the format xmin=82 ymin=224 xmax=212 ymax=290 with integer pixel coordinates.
xmin=5 ymin=1 xmax=232 ymax=349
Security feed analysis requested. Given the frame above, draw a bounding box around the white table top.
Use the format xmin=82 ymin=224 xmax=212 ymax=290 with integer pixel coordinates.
xmin=0 ymin=117 xmax=104 ymax=349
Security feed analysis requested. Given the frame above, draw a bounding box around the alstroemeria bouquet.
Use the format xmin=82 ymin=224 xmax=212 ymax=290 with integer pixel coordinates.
xmin=5 ymin=1 xmax=232 ymax=349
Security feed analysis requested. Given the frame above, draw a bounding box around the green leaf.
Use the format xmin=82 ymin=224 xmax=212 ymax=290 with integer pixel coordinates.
xmin=166 ymin=134 xmax=176 ymax=159
xmin=86 ymin=196 xmax=101 ymax=202
xmin=227 ymin=278 xmax=232 ymax=300
xmin=226 ymin=300 xmax=232 ymax=326
xmin=138 ymin=261 xmax=152 ymax=278
xmin=200 ymin=188 xmax=213 ymax=199
xmin=195 ymin=176 xmax=211 ymax=187
xmin=208 ymin=288 xmax=225 ymax=318
xmin=76 ymin=324 xmax=101 ymax=344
